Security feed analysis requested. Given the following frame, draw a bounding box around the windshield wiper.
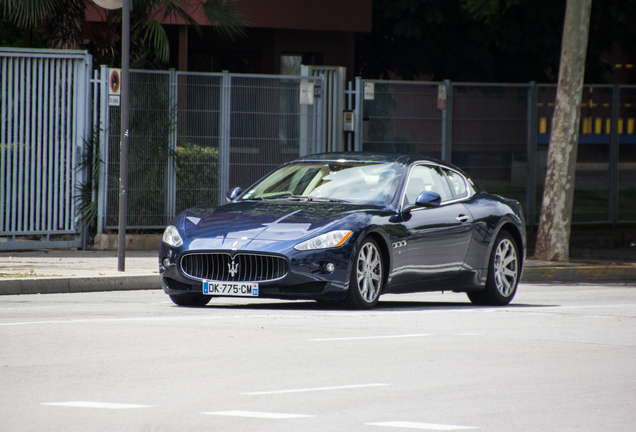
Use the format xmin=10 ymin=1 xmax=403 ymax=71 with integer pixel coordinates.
xmin=307 ymin=197 xmax=350 ymax=203
xmin=249 ymin=194 xmax=309 ymax=201
xmin=248 ymin=194 xmax=349 ymax=203
xmin=245 ymin=194 xmax=305 ymax=201
xmin=278 ymin=195 xmax=310 ymax=201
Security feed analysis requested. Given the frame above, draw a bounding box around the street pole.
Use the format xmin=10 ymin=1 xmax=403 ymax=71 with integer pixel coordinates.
xmin=118 ymin=0 xmax=130 ymax=272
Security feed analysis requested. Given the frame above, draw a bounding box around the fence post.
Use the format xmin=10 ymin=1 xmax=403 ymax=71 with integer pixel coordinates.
xmin=526 ymin=81 xmax=538 ymax=228
xmin=441 ymin=80 xmax=453 ymax=162
xmin=97 ymin=64 xmax=110 ymax=234
xmin=299 ymin=67 xmax=310 ymax=156
xmin=609 ymin=83 xmax=619 ymax=226
xmin=346 ymin=81 xmax=354 ymax=151
xmin=77 ymin=53 xmax=92 ymax=250
xmin=165 ymin=69 xmax=177 ymax=222
xmin=317 ymin=74 xmax=327 ymax=153
xmin=354 ymin=76 xmax=363 ymax=151
xmin=218 ymin=71 xmax=231 ymax=205
xmin=91 ymin=68 xmax=99 ymax=239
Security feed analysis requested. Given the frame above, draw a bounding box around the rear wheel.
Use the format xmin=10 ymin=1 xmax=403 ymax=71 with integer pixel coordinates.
xmin=345 ymin=237 xmax=384 ymax=310
xmin=468 ymin=231 xmax=520 ymax=306
xmin=169 ymin=294 xmax=211 ymax=307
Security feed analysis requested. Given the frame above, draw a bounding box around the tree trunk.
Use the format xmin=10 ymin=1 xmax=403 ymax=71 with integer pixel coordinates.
xmin=534 ymin=0 xmax=592 ymax=262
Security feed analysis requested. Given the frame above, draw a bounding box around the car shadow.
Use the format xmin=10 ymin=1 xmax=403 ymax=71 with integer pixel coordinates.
xmin=375 ymin=300 xmax=555 ymax=311
xmin=197 ymin=299 xmax=555 ymax=312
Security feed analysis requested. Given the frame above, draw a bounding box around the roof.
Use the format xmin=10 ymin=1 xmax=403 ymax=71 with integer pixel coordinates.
xmin=294 ymin=152 xmax=444 ymax=166
xmin=86 ymin=0 xmax=373 ymax=33
xmin=292 ymin=152 xmax=475 ymax=181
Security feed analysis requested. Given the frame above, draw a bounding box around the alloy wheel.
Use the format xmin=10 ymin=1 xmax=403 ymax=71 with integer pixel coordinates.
xmin=493 ymin=238 xmax=518 ymax=297
xmin=356 ymin=242 xmax=382 ymax=303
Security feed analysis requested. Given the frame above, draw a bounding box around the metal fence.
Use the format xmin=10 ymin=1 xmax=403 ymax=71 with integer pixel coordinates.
xmin=97 ymin=69 xmax=324 ymax=231
xmin=0 ymin=48 xmax=92 ymax=250
xmin=3 ymin=46 xmax=635 ymax=251
xmin=354 ymin=79 xmax=636 ymax=226
xmin=302 ymin=65 xmax=346 ymax=152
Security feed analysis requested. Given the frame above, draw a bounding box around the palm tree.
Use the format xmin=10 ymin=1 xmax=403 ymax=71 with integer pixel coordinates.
xmin=48 ymin=0 xmax=85 ymax=49
xmin=1 ymin=0 xmax=246 ymax=66
xmin=1 ymin=0 xmax=90 ymax=49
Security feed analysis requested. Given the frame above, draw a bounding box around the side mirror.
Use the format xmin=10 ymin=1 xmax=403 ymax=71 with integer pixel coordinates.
xmin=226 ymin=187 xmax=243 ymax=202
xmin=415 ymin=191 xmax=441 ymax=208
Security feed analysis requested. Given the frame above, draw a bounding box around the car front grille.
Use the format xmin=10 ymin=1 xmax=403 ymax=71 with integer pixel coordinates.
xmin=180 ymin=253 xmax=288 ymax=282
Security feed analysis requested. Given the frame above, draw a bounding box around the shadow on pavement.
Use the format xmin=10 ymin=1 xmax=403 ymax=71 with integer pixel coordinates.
xmin=182 ymin=299 xmax=556 ymax=312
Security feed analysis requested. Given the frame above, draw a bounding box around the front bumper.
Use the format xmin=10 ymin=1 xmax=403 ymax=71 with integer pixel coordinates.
xmin=159 ymin=243 xmax=355 ymax=301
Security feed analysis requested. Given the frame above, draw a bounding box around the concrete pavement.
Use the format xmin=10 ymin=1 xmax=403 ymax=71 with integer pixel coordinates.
xmin=0 ymin=249 xmax=635 ymax=296
xmin=0 ymin=251 xmax=160 ymax=295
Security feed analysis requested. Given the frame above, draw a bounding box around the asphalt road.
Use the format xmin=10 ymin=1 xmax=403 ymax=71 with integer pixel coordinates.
xmin=1 ymin=283 xmax=635 ymax=432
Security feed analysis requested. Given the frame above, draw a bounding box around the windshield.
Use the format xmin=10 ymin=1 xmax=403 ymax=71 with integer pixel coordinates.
xmin=240 ymin=161 xmax=404 ymax=205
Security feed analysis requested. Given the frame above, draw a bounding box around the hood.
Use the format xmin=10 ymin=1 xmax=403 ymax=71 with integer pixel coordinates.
xmin=182 ymin=201 xmax=374 ymax=248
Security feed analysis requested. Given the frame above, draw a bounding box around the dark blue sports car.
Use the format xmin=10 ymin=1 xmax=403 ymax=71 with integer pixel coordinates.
xmin=159 ymin=152 xmax=525 ymax=309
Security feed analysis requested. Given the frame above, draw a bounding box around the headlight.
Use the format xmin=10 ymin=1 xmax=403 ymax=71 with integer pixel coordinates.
xmin=294 ymin=230 xmax=352 ymax=251
xmin=162 ymin=225 xmax=183 ymax=247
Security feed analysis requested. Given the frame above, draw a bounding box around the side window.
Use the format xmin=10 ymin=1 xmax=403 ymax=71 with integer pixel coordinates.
xmin=443 ymin=169 xmax=468 ymax=199
xmin=403 ymin=165 xmax=452 ymax=205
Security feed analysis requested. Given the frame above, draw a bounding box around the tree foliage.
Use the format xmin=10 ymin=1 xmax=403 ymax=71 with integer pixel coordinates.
xmin=356 ymin=0 xmax=636 ymax=83
xmin=0 ymin=0 xmax=247 ymax=68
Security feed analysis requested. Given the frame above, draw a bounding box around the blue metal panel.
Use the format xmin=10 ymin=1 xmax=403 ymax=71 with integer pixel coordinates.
xmin=0 ymin=48 xmax=91 ymax=250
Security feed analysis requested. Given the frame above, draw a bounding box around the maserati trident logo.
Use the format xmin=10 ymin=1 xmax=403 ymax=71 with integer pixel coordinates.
xmin=228 ymin=258 xmax=239 ymax=278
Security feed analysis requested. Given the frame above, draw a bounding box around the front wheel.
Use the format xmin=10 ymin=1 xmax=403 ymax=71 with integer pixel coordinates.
xmin=468 ymin=231 xmax=520 ymax=306
xmin=345 ymin=237 xmax=384 ymax=310
xmin=169 ymin=294 xmax=212 ymax=307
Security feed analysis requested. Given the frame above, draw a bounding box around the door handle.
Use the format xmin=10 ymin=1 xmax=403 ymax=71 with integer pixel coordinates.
xmin=456 ymin=214 xmax=469 ymax=223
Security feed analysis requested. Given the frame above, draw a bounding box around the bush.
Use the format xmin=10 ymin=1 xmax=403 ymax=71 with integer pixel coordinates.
xmin=175 ymin=143 xmax=219 ymax=212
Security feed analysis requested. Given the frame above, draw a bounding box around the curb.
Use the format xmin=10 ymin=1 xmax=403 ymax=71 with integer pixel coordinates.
xmin=1 ymin=266 xmax=634 ymax=296
xmin=0 ymin=275 xmax=161 ymax=295
xmin=522 ymin=265 xmax=636 ymax=283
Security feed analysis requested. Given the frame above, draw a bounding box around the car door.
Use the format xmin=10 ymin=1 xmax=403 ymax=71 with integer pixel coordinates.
xmin=394 ymin=164 xmax=473 ymax=291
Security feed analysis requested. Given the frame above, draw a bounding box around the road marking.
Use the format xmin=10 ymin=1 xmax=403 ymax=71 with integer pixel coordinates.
xmin=311 ymin=334 xmax=432 ymax=341
xmin=366 ymin=421 xmax=477 ymax=430
xmin=243 ymin=383 xmax=389 ymax=395
xmin=0 ymin=313 xmax=359 ymax=327
xmin=0 ymin=307 xmax=509 ymax=327
xmin=41 ymin=401 xmax=153 ymax=409
xmin=0 ymin=315 xmax=305 ymax=326
xmin=202 ymin=410 xmax=313 ymax=419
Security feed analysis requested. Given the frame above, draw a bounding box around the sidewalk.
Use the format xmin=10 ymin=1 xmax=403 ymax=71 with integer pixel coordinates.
xmin=0 ymin=249 xmax=635 ymax=296
xmin=0 ymin=251 xmax=160 ymax=295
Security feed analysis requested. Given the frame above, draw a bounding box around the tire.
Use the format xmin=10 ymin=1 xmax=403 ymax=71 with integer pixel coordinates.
xmin=169 ymin=294 xmax=212 ymax=307
xmin=345 ymin=237 xmax=384 ymax=310
xmin=468 ymin=230 xmax=520 ymax=306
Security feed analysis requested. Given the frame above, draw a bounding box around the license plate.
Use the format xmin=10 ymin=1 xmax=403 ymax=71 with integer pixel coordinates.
xmin=203 ymin=281 xmax=259 ymax=297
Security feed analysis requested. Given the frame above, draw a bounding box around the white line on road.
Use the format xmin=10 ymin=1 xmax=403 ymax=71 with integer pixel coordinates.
xmin=0 ymin=315 xmax=304 ymax=327
xmin=0 ymin=313 xmax=366 ymax=327
xmin=366 ymin=421 xmax=477 ymax=430
xmin=202 ymin=410 xmax=313 ymax=419
xmin=311 ymin=334 xmax=432 ymax=341
xmin=41 ymin=401 xmax=153 ymax=409
xmin=0 ymin=306 xmax=519 ymax=327
xmin=242 ymin=383 xmax=389 ymax=395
